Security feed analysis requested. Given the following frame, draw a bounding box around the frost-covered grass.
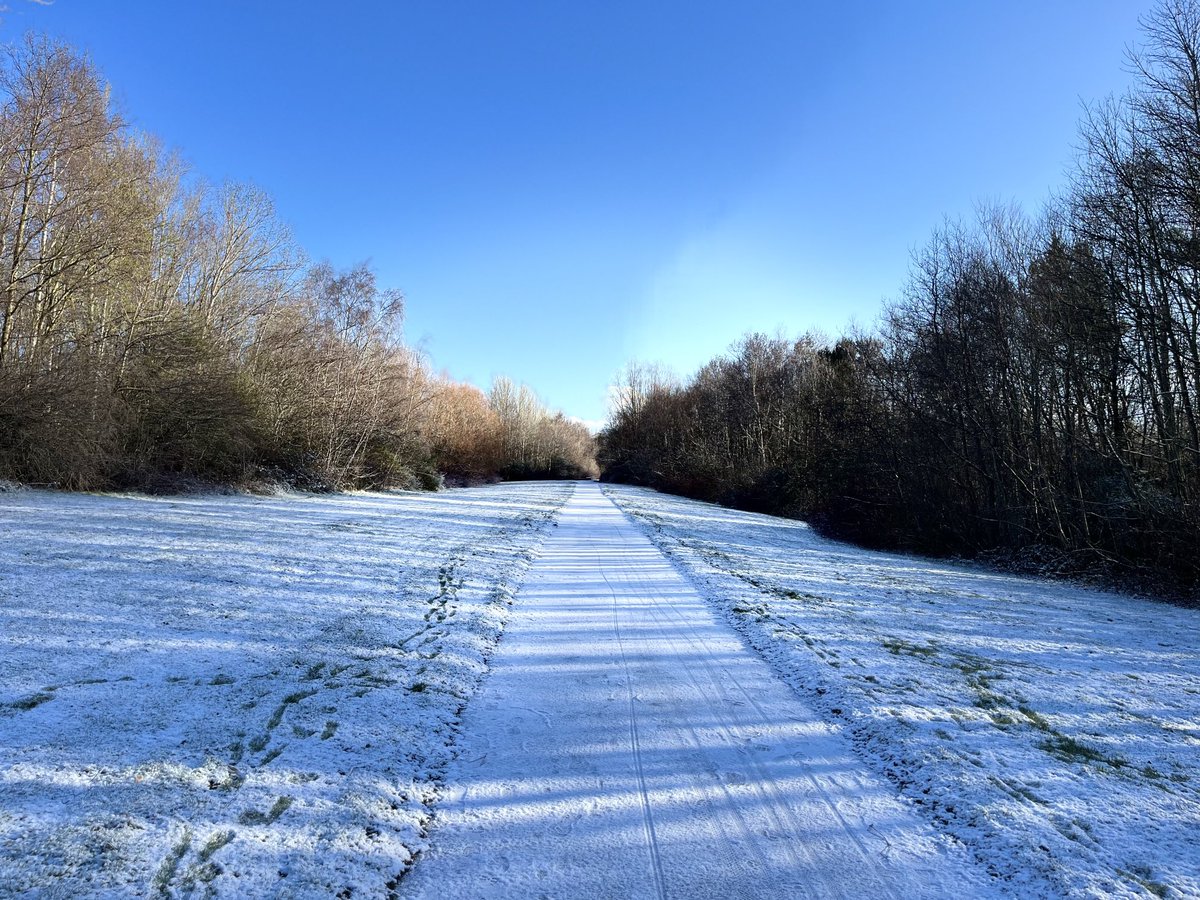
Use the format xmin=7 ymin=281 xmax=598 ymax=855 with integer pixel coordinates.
xmin=606 ymin=484 xmax=1200 ymax=899
xmin=0 ymin=482 xmax=571 ymax=898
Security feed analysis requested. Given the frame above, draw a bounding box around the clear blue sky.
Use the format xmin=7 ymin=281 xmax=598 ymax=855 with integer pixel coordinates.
xmin=9 ymin=1 xmax=1155 ymax=425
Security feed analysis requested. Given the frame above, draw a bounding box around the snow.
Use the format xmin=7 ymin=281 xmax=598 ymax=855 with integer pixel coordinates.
xmin=403 ymin=482 xmax=990 ymax=898
xmin=0 ymin=482 xmax=571 ymax=897
xmin=604 ymin=484 xmax=1200 ymax=899
xmin=5 ymin=478 xmax=1196 ymax=898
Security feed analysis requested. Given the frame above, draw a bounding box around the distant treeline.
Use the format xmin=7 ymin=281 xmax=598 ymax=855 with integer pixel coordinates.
xmin=601 ymin=0 xmax=1200 ymax=598
xmin=0 ymin=35 xmax=597 ymax=491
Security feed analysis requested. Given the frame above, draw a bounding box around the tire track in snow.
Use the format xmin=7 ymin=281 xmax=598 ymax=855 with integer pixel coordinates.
xmin=623 ymin=535 xmax=899 ymax=900
xmin=602 ymin=564 xmax=669 ymax=900
xmin=606 ymin=511 xmax=894 ymax=875
xmin=603 ymin=549 xmax=799 ymax=884
xmin=617 ymin=567 xmax=851 ymax=895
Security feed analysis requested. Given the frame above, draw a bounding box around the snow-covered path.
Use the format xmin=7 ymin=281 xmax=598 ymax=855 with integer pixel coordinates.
xmin=403 ymin=482 xmax=986 ymax=899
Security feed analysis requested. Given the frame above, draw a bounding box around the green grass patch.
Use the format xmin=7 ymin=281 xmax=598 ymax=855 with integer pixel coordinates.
xmin=238 ymin=795 xmax=293 ymax=826
xmin=1012 ymin=784 xmax=1048 ymax=805
xmin=198 ymin=829 xmax=234 ymax=861
xmin=1118 ymin=866 xmax=1169 ymax=898
xmin=882 ymin=638 xmax=938 ymax=658
xmin=266 ymin=795 xmax=294 ymax=822
xmin=151 ymin=830 xmax=191 ymax=897
xmin=1017 ymin=705 xmax=1053 ymax=732
xmin=264 ymin=689 xmax=319 ymax=731
xmin=178 ymin=830 xmax=235 ymax=890
xmin=180 ymin=861 xmax=221 ymax=892
xmin=265 ymin=704 xmax=288 ymax=730
xmin=953 ymin=655 xmax=991 ymax=676
xmin=8 ymin=692 xmax=54 ymax=711
xmin=1039 ymin=733 xmax=1126 ymax=768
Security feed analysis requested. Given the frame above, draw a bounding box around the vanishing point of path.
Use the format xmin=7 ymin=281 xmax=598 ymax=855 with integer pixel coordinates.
xmin=402 ymin=482 xmax=986 ymax=899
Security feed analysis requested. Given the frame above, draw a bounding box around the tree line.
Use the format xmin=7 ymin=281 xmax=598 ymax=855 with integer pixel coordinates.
xmin=0 ymin=35 xmax=597 ymax=491
xmin=601 ymin=0 xmax=1200 ymax=598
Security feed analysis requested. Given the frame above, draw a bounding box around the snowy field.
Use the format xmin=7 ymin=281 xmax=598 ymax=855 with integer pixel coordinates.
xmin=4 ymin=479 xmax=1197 ymax=899
xmin=0 ymin=482 xmax=570 ymax=897
xmin=606 ymin=484 xmax=1200 ymax=898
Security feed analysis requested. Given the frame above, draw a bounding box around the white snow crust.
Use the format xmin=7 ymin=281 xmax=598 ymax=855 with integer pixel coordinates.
xmin=5 ymin=477 xmax=1196 ymax=898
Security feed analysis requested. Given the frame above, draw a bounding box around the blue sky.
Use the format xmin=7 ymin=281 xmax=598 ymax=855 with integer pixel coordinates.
xmin=11 ymin=1 xmax=1155 ymax=425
